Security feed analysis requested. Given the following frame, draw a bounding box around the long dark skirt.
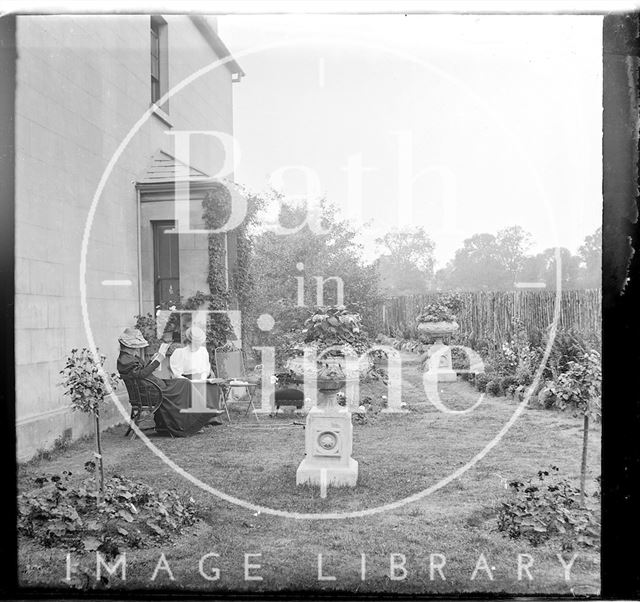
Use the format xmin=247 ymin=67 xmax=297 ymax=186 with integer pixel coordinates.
xmin=154 ymin=379 xmax=221 ymax=437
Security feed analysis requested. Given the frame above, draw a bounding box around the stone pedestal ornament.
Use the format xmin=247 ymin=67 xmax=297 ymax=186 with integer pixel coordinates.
xmin=296 ymin=400 xmax=358 ymax=497
xmin=417 ymin=321 xmax=459 ymax=383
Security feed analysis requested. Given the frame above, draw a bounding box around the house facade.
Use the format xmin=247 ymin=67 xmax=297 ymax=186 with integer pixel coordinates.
xmin=13 ymin=15 xmax=244 ymax=460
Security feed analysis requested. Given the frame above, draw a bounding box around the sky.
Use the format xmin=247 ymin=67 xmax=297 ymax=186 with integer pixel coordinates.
xmin=217 ymin=14 xmax=603 ymax=268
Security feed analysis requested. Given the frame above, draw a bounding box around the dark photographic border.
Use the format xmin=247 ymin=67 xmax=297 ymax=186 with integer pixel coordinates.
xmin=0 ymin=6 xmax=638 ymax=600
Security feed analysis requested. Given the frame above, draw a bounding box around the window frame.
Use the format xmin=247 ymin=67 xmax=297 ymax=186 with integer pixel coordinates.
xmin=152 ymin=220 xmax=180 ymax=308
xmin=150 ymin=16 xmax=169 ymax=114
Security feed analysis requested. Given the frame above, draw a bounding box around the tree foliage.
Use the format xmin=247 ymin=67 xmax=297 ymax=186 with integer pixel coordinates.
xmin=375 ymin=227 xmax=435 ymax=296
xmin=248 ymin=196 xmax=382 ymax=355
xmin=435 ymin=225 xmax=600 ymax=291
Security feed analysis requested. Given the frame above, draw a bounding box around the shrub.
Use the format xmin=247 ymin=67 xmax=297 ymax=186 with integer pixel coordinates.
xmin=549 ymin=351 xmax=601 ymax=417
xmin=496 ymin=466 xmax=600 ymax=550
xmin=18 ymin=465 xmax=200 ymax=555
xmin=248 ymin=298 xmax=312 ymax=368
xmin=501 ymin=375 xmax=517 ymax=393
xmin=536 ymin=384 xmax=556 ymax=409
xmin=352 ymin=395 xmax=389 ymax=426
xmin=544 ymin=328 xmax=589 ymax=380
xmin=490 ymin=342 xmax=519 ymax=377
xmin=475 ymin=373 xmax=490 ymax=392
xmin=486 ymin=379 xmax=503 ymax=397
xmin=451 ymin=346 xmax=470 ymax=371
xmin=515 ymin=365 xmax=533 ymax=386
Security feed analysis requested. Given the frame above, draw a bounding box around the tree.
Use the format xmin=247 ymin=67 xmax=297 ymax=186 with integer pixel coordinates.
xmin=539 ymin=247 xmax=582 ymax=289
xmin=437 ymin=226 xmax=534 ymax=290
xmin=549 ymin=350 xmax=601 ymax=505
xmin=248 ymin=197 xmax=382 ymax=358
xmin=446 ymin=233 xmax=507 ymax=290
xmin=497 ymin=225 xmax=533 ymax=285
xmin=59 ymin=349 xmax=119 ymax=503
xmin=578 ymin=226 xmax=602 ymax=289
xmin=375 ymin=227 xmax=436 ymax=296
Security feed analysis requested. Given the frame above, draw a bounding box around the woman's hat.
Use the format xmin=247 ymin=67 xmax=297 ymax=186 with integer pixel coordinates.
xmin=118 ymin=327 xmax=149 ymax=349
xmin=186 ymin=326 xmax=206 ymax=346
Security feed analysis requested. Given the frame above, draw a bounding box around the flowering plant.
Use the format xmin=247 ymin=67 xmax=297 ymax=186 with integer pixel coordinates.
xmin=417 ymin=303 xmax=456 ymax=323
xmin=416 ymin=292 xmax=462 ymax=323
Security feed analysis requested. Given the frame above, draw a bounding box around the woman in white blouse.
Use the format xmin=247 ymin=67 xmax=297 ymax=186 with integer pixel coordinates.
xmin=170 ymin=326 xmax=212 ymax=380
xmin=170 ymin=326 xmax=222 ymax=413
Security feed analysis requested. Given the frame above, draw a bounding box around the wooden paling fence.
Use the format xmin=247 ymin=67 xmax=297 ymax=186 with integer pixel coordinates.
xmin=377 ymin=289 xmax=601 ymax=347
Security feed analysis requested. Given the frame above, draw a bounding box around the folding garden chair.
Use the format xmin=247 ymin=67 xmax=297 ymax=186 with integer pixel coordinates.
xmin=214 ymin=346 xmax=259 ymax=422
xmin=121 ymin=376 xmax=164 ymax=439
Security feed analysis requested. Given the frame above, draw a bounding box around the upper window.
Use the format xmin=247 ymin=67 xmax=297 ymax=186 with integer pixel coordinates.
xmin=150 ymin=16 xmax=168 ymax=111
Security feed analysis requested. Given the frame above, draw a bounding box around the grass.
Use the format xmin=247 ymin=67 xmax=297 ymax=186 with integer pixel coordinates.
xmin=18 ymin=355 xmax=600 ymax=594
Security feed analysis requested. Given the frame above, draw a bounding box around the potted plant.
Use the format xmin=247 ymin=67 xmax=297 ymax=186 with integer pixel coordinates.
xmin=59 ymin=348 xmax=119 ymax=503
xmin=416 ymin=293 xmax=462 ymax=341
xmin=299 ymin=305 xmax=371 ymax=391
xmin=317 ymin=361 xmax=346 ymax=391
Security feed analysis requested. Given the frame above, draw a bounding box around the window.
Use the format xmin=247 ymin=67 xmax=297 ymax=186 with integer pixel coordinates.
xmin=150 ymin=16 xmax=168 ymax=111
xmin=153 ymin=221 xmax=180 ymax=307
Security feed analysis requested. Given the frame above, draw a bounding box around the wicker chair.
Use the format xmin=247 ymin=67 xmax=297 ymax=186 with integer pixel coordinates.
xmin=121 ymin=376 xmax=164 ymax=438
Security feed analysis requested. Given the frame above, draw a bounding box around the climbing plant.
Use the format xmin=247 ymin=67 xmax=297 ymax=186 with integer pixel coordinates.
xmin=201 ymin=182 xmax=262 ymax=351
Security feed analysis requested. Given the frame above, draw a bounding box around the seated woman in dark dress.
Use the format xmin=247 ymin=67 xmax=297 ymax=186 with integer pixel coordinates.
xmin=117 ymin=327 xmax=219 ymax=437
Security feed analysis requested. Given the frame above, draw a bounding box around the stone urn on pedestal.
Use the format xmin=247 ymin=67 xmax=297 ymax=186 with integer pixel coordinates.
xmin=417 ymin=299 xmax=461 ymax=383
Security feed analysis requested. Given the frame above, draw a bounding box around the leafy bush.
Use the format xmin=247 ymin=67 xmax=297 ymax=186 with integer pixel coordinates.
xmin=515 ymin=365 xmax=534 ymax=386
xmin=548 ymin=349 xmax=601 ymax=504
xmin=549 ymin=350 xmax=601 ymax=419
xmin=59 ymin=349 xmax=118 ymax=414
xmin=248 ymin=298 xmax=312 ymax=368
xmin=18 ymin=465 xmax=200 ymax=555
xmin=544 ymin=328 xmax=589 ymax=380
xmin=352 ymin=395 xmax=389 ymax=426
xmin=497 ymin=466 xmax=600 ymax=550
xmin=486 ymin=379 xmax=503 ymax=397
xmin=452 ymin=333 xmax=492 ymax=360
xmin=490 ymin=341 xmax=519 ymax=376
xmin=475 ymin=373 xmax=490 ymax=392
xmin=451 ymin=346 xmax=470 ymax=371
xmin=301 ymin=305 xmax=371 ymax=356
xmin=536 ymin=384 xmax=556 ymax=409
xmin=501 ymin=375 xmax=518 ymax=395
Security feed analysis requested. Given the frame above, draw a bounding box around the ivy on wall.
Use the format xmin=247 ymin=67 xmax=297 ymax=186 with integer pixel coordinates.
xmin=134 ymin=184 xmax=261 ymax=358
xmin=201 ymin=183 xmax=262 ymax=351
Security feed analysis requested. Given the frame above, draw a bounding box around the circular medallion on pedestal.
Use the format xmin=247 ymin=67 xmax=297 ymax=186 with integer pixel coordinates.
xmin=318 ymin=431 xmax=338 ymax=451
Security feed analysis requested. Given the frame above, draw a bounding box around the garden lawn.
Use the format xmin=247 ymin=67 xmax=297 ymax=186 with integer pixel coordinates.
xmin=18 ymin=362 xmax=600 ymax=595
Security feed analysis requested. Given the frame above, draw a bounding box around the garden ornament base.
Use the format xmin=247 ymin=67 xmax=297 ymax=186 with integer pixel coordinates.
xmin=418 ymin=322 xmax=459 ymax=383
xmin=296 ymin=405 xmax=358 ymax=492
